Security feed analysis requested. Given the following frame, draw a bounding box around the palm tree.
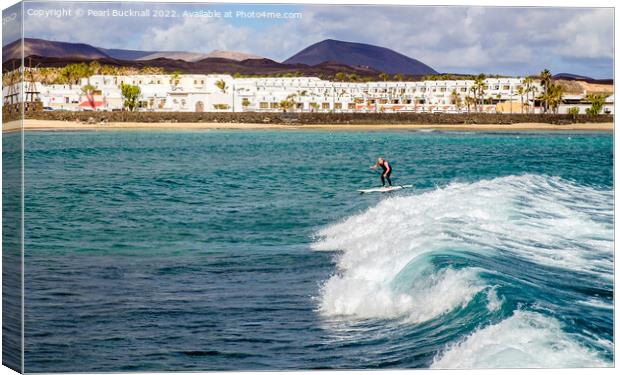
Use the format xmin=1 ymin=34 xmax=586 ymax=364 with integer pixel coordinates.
xmin=517 ymin=86 xmax=526 ymax=114
xmin=523 ymin=76 xmax=534 ymax=113
xmin=285 ymin=93 xmax=297 ymax=112
xmin=450 ymin=89 xmax=462 ymax=110
xmin=379 ymin=72 xmax=390 ymax=82
xmin=171 ymin=71 xmax=181 ymax=89
xmin=100 ymin=65 xmax=118 ymax=76
xmin=279 ymin=99 xmax=293 ymax=112
xmin=552 ymin=84 xmax=564 ymax=114
xmin=584 ymin=93 xmax=608 ymax=115
xmin=468 ymin=87 xmax=478 ymax=112
xmin=215 ymin=79 xmax=227 ymax=93
xmin=471 ymin=73 xmax=487 ymax=111
xmin=81 ymin=83 xmax=97 ymax=109
xmin=539 ymin=69 xmax=552 ymax=113
xmin=334 ymin=72 xmax=347 ymax=82
xmin=37 ymin=67 xmax=54 ymax=85
xmin=120 ymin=83 xmax=141 ymax=111
xmin=347 ymin=73 xmax=360 ymax=82
xmin=464 ymin=96 xmax=476 ymax=113
xmin=540 ymin=83 xmax=564 ymax=114
xmin=88 ymin=61 xmax=101 ymax=75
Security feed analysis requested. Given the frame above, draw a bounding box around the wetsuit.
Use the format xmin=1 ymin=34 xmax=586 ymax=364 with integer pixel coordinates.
xmin=380 ymin=161 xmax=392 ymax=186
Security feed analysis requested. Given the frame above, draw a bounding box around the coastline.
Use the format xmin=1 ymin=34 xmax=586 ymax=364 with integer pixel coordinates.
xmin=3 ymin=119 xmax=614 ymax=132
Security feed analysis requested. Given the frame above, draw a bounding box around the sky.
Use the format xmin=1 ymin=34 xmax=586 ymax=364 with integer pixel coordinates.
xmin=3 ymin=1 xmax=614 ymax=78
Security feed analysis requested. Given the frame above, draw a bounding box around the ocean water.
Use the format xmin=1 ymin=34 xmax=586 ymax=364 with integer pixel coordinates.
xmin=19 ymin=129 xmax=613 ymax=371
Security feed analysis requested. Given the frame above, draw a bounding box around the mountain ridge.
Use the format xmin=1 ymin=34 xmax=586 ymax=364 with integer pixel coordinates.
xmin=284 ymin=39 xmax=437 ymax=75
xmin=2 ymin=38 xmax=265 ymax=64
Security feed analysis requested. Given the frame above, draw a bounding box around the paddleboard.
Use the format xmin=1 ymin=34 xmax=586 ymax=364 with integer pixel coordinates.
xmin=358 ymin=185 xmax=413 ymax=193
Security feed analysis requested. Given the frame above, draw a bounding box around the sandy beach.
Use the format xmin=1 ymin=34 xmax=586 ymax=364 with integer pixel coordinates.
xmin=1 ymin=120 xmax=614 ymax=132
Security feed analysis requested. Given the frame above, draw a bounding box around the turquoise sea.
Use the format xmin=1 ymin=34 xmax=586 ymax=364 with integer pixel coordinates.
xmin=10 ymin=129 xmax=614 ymax=371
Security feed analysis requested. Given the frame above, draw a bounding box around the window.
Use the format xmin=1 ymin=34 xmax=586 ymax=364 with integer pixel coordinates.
xmin=259 ymin=102 xmax=269 ymax=109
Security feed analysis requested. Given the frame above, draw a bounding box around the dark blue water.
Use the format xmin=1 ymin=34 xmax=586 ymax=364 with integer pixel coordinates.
xmin=22 ymin=130 xmax=613 ymax=371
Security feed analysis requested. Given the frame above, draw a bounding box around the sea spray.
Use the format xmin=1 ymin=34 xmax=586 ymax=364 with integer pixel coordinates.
xmin=319 ymin=264 xmax=485 ymax=321
xmin=430 ymin=311 xmax=610 ymax=368
xmin=313 ymin=174 xmax=613 ymax=320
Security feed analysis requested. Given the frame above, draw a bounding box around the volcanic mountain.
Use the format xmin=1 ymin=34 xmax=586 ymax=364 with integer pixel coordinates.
xmin=284 ymin=39 xmax=437 ymax=75
xmin=2 ymin=38 xmax=265 ymax=63
xmin=3 ymin=38 xmax=431 ymax=80
xmin=3 ymin=38 xmax=109 ymax=62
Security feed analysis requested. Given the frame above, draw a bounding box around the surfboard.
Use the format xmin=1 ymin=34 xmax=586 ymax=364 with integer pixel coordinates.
xmin=358 ymin=185 xmax=413 ymax=194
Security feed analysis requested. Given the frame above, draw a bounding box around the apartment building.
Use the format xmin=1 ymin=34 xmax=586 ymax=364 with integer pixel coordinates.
xmin=5 ymin=74 xmax=613 ymax=114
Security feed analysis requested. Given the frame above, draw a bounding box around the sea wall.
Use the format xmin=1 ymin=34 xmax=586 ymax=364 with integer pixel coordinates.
xmin=25 ymin=111 xmax=613 ymax=125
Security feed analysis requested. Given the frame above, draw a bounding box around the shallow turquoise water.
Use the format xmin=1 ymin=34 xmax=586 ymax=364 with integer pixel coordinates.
xmin=19 ymin=130 xmax=613 ymax=371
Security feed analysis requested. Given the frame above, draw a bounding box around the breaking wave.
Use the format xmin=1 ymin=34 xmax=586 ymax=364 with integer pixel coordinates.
xmin=431 ymin=311 xmax=609 ymax=368
xmin=312 ymin=174 xmax=613 ymax=367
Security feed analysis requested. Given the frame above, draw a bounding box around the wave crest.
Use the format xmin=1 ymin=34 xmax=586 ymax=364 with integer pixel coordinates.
xmin=313 ymin=174 xmax=612 ymax=322
xmin=431 ymin=311 xmax=610 ymax=368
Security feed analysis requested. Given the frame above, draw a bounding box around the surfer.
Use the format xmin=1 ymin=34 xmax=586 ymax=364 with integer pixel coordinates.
xmin=370 ymin=157 xmax=392 ymax=187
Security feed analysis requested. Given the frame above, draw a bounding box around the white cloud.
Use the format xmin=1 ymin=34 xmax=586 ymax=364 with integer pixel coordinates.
xmin=550 ymin=9 xmax=613 ymax=59
xmin=18 ymin=3 xmax=614 ymax=78
xmin=141 ymin=16 xmax=253 ymax=53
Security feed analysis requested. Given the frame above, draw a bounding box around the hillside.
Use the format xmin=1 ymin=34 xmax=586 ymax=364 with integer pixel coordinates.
xmin=284 ymin=39 xmax=437 ymax=75
xmin=3 ymin=38 xmax=109 ymax=62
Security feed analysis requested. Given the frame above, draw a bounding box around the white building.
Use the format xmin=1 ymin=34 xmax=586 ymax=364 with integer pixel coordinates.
xmin=5 ymin=73 xmax=613 ymax=114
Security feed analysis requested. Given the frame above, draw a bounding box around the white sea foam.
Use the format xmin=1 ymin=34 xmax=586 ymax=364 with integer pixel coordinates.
xmin=313 ymin=174 xmax=612 ymax=321
xmin=486 ymin=287 xmax=504 ymax=312
xmin=576 ymin=297 xmax=614 ymax=310
xmin=319 ymin=265 xmax=484 ymax=322
xmin=431 ymin=310 xmax=610 ymax=368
